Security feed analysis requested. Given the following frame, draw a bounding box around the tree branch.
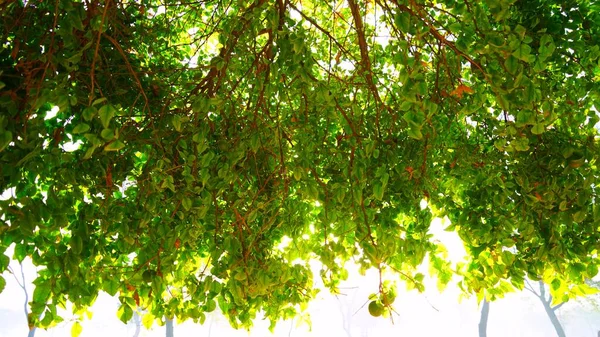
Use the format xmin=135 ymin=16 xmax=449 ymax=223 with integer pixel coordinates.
xmin=552 ymin=301 xmax=565 ymax=311
xmin=539 ymin=280 xmax=549 ymax=303
xmin=9 ymin=263 xmax=31 ymax=330
xmin=524 ymin=279 xmax=542 ymax=299
xmin=347 ymin=0 xmax=385 ymax=130
xmin=288 ymin=2 xmax=357 ymax=65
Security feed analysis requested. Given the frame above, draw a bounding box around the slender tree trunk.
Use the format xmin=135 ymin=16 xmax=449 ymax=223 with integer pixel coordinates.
xmin=166 ymin=317 xmax=174 ymax=337
xmin=9 ymin=263 xmax=37 ymax=337
xmin=542 ymin=303 xmax=566 ymax=337
xmin=527 ymin=281 xmax=566 ymax=337
xmin=478 ymin=298 xmax=490 ymax=337
xmin=538 ymin=281 xmax=566 ymax=337
xmin=132 ymin=311 xmax=141 ymax=337
xmin=208 ymin=316 xmax=213 ymax=337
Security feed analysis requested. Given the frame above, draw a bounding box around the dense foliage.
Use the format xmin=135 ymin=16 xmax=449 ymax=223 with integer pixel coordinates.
xmin=1 ymin=0 xmax=600 ymax=332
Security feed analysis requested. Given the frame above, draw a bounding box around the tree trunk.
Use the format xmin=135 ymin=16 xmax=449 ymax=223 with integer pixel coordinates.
xmin=478 ymin=298 xmax=490 ymax=337
xmin=132 ymin=311 xmax=141 ymax=337
xmin=166 ymin=317 xmax=174 ymax=337
xmin=9 ymin=263 xmax=37 ymax=337
xmin=542 ymin=303 xmax=566 ymax=337
xmin=534 ymin=281 xmax=566 ymax=337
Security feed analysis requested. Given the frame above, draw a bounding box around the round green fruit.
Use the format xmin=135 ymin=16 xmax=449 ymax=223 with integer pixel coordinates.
xmin=142 ymin=270 xmax=153 ymax=283
xmin=368 ymin=300 xmax=384 ymax=317
xmin=382 ymin=290 xmax=396 ymax=305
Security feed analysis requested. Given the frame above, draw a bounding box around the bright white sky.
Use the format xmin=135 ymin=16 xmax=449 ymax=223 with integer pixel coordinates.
xmin=1 ymin=218 xmax=599 ymax=337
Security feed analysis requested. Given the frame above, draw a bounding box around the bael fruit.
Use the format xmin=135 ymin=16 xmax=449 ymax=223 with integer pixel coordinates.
xmin=368 ymin=300 xmax=384 ymax=317
xmin=382 ymin=290 xmax=396 ymax=305
xmin=142 ymin=270 xmax=154 ymax=283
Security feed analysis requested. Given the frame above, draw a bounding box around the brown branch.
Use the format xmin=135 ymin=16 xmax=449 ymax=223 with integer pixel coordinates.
xmin=289 ymin=2 xmax=358 ymax=65
xmin=89 ymin=0 xmax=111 ymax=105
xmin=390 ymin=0 xmax=489 ymax=83
xmin=347 ymin=0 xmax=372 ymax=80
xmin=102 ymin=33 xmax=151 ymax=113
xmin=347 ymin=0 xmax=385 ymax=132
xmin=360 ymin=197 xmax=377 ymax=248
xmin=199 ymin=0 xmax=268 ymax=98
xmin=335 ymin=99 xmax=360 ymax=137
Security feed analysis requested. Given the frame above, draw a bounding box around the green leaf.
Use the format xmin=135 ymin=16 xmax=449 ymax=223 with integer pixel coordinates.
xmin=83 ymin=146 xmax=97 ymax=159
xmin=71 ymin=321 xmax=83 ymax=337
xmin=512 ymin=43 xmax=532 ymax=62
xmin=205 ymin=299 xmax=217 ymax=312
xmin=182 ymin=197 xmax=192 ymax=211
xmin=403 ymin=111 xmax=425 ymax=127
xmin=407 ymin=127 xmax=423 ymax=140
xmin=117 ymin=304 xmax=133 ymax=324
xmin=550 ymin=278 xmax=561 ymax=291
xmin=0 ymin=254 xmax=8 ymax=271
xmin=103 ymin=279 xmax=120 ymax=296
xmin=92 ymin=98 xmax=107 ymax=106
xmin=33 ymin=284 xmax=52 ymax=304
xmin=172 ymin=115 xmax=183 ymax=132
xmin=100 ymin=128 xmax=115 ymax=140
xmin=70 ymin=236 xmax=83 ymax=255
xmin=72 ymin=123 xmax=90 ymax=134
xmin=504 ymin=56 xmax=519 ymax=74
xmin=82 ymin=106 xmax=97 ymax=121
xmin=393 ymin=12 xmax=408 ymax=30
xmin=559 ymin=200 xmax=568 ymax=211
xmin=561 ymin=147 xmax=574 ymax=159
xmin=210 ymin=281 xmax=222 ymax=294
xmin=14 ymin=244 xmax=26 ymax=262
xmin=0 ymin=131 xmax=12 ymax=152
xmin=104 ymin=140 xmax=125 ymax=152
xmin=98 ymin=105 xmax=116 ymax=129
xmin=0 ymin=275 xmax=5 ymax=293
xmin=531 ymin=123 xmax=545 ymax=135
xmin=514 ymin=25 xmax=527 ymax=38
xmin=373 ymin=183 xmax=384 ymax=201
xmin=573 ymin=210 xmax=586 ymax=222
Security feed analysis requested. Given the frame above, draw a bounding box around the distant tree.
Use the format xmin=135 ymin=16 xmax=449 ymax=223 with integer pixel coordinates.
xmin=131 ymin=310 xmax=141 ymax=337
xmin=7 ymin=262 xmax=37 ymax=337
xmin=525 ymin=280 xmax=566 ymax=337
xmin=335 ymin=287 xmax=359 ymax=337
xmin=165 ymin=317 xmax=174 ymax=337
xmin=563 ymin=280 xmax=600 ymax=315
xmin=478 ymin=298 xmax=490 ymax=337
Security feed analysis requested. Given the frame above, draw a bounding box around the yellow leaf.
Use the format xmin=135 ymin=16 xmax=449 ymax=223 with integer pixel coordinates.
xmin=71 ymin=321 xmax=83 ymax=337
xmin=142 ymin=312 xmax=155 ymax=329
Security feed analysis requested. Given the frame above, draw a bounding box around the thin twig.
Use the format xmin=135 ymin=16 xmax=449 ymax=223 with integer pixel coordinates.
xmin=89 ymin=0 xmax=111 ymax=105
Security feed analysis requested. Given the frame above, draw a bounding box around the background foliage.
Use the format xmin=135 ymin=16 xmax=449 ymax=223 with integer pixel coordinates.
xmin=1 ymin=0 xmax=600 ymax=332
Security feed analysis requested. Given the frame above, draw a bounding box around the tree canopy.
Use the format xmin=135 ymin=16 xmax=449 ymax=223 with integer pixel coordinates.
xmin=1 ymin=0 xmax=600 ymax=332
